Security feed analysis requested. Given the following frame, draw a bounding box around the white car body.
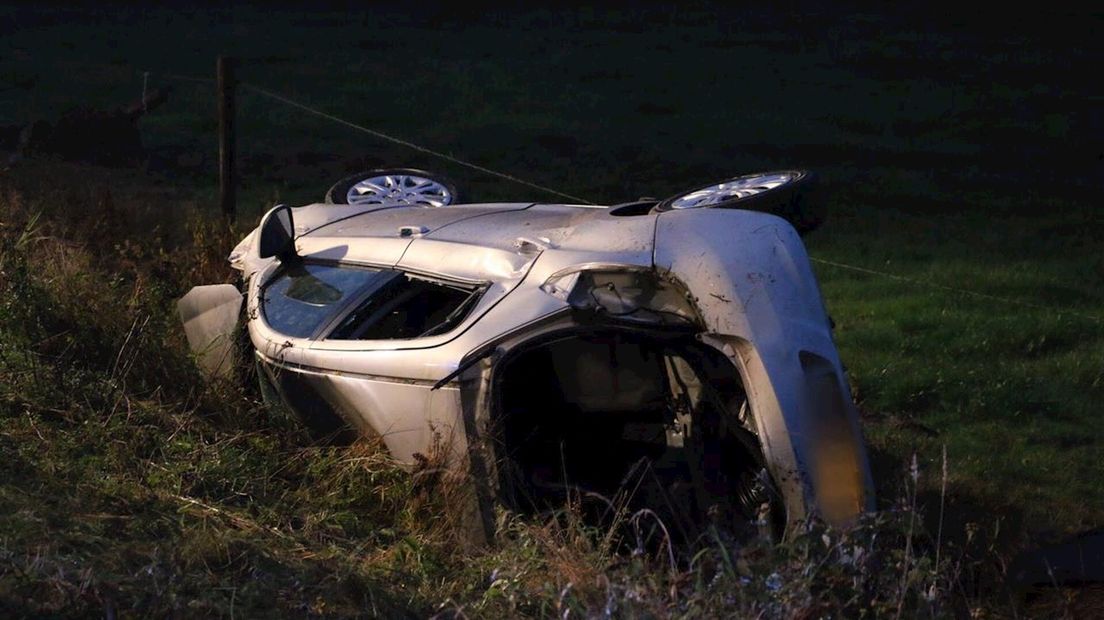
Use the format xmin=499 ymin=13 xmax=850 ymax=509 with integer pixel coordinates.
xmin=182 ymin=197 xmax=874 ymax=538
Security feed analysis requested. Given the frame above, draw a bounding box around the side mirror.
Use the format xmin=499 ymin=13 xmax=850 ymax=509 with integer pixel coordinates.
xmin=258 ymin=204 xmax=298 ymax=262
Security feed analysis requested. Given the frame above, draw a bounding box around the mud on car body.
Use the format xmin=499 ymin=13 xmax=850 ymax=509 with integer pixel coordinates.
xmin=179 ymin=169 xmax=875 ymax=541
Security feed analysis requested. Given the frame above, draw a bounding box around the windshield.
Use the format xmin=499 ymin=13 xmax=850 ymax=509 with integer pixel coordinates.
xmin=261 ymin=262 xmax=483 ymax=341
xmin=262 ymin=263 xmax=393 ymax=338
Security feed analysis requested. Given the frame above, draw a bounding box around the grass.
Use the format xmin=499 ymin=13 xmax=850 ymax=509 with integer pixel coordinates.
xmin=1 ymin=2 xmax=1102 ymax=616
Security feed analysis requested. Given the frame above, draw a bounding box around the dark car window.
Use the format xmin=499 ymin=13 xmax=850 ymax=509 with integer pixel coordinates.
xmin=262 ymin=263 xmax=394 ymax=338
xmin=328 ymin=275 xmax=482 ymax=341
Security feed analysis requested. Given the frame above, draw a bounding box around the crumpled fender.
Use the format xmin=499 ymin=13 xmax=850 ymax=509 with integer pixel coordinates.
xmin=653 ymin=208 xmax=875 ymax=527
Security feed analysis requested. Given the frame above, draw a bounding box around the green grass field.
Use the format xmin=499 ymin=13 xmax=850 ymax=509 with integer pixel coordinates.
xmin=2 ymin=3 xmax=1102 ymax=617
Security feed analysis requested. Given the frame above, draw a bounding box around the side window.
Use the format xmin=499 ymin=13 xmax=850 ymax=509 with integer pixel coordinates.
xmin=328 ymin=275 xmax=482 ymax=340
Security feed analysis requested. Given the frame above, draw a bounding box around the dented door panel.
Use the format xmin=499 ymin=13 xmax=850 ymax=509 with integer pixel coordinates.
xmin=257 ymin=355 xmax=467 ymax=465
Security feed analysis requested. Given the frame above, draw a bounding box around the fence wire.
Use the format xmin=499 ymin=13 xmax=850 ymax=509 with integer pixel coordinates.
xmin=809 ymin=257 xmax=1101 ymax=322
xmin=241 ymin=82 xmax=593 ymax=204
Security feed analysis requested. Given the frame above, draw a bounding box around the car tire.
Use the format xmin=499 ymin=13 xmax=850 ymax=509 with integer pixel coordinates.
xmin=654 ymin=170 xmax=823 ymax=234
xmin=325 ymin=168 xmax=460 ymax=207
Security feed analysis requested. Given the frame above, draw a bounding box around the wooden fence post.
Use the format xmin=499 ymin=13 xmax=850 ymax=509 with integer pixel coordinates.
xmin=217 ymin=56 xmax=236 ymax=222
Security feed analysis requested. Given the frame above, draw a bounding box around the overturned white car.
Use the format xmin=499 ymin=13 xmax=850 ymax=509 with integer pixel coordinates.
xmin=180 ymin=169 xmax=874 ymax=540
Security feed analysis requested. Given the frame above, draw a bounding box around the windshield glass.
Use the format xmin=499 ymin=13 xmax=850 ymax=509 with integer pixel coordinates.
xmin=262 ymin=263 xmax=393 ymax=338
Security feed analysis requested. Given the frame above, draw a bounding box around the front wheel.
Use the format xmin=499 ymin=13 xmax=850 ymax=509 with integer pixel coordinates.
xmin=654 ymin=170 xmax=822 ymax=234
